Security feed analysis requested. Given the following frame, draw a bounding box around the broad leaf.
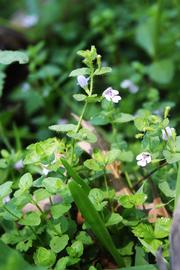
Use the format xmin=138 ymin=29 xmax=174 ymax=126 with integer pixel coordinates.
xmin=0 ymin=50 xmax=29 ymax=65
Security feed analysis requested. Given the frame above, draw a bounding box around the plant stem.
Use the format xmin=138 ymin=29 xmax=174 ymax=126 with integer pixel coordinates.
xmin=70 ymin=101 xmax=88 ymax=164
xmin=133 ymin=161 xmax=168 ymax=188
xmin=49 ymin=196 xmax=53 ymax=206
xmin=75 ymin=101 xmax=88 ymax=133
xmin=31 ymin=198 xmax=44 ymax=214
xmin=70 ymin=71 xmax=94 ymax=164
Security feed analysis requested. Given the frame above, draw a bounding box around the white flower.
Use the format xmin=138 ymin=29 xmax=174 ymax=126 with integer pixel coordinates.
xmin=102 ymin=87 xmax=121 ymax=103
xmin=162 ymin=127 xmax=175 ymax=141
xmin=120 ymin=79 xmax=139 ymax=94
xmin=14 ymin=160 xmax=24 ymax=170
xmin=12 ymin=13 xmax=38 ymax=28
xmin=42 ymin=167 xmax=51 ymax=176
xmin=3 ymin=195 xmax=10 ymax=204
xmin=77 ymin=75 xmax=89 ymax=88
xmin=136 ymin=152 xmax=152 ymax=167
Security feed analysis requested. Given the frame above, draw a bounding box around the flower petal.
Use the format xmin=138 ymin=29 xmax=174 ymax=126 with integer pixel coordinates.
xmin=112 ymin=95 xmax=121 ymax=103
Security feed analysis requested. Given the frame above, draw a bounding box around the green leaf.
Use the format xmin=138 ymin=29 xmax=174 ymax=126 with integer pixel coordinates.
xmin=119 ymin=242 xmax=133 ymax=256
xmin=132 ymin=224 xmax=154 ymax=240
xmin=19 ymin=212 xmax=41 ymax=226
xmin=0 ymin=50 xmax=29 ymax=65
xmin=135 ymin=18 xmax=155 ymax=57
xmin=148 ymin=59 xmax=174 ymax=84
xmin=16 ymin=240 xmax=33 ymax=252
xmin=0 ymin=181 xmax=12 ymax=198
xmin=135 ymin=246 xmax=148 ymax=265
xmin=86 ymin=94 xmax=101 ymax=103
xmin=73 ymin=94 xmax=86 ymax=101
xmin=175 ymin=136 xmax=180 ymax=151
xmin=106 ymin=213 xmax=123 ymax=227
xmin=120 ymin=151 xmax=134 ymax=162
xmin=69 ymin=67 xmax=90 ymax=77
xmin=69 ymin=180 xmax=124 ymax=267
xmin=114 ymin=113 xmax=135 ymax=123
xmin=84 ymin=159 xmax=103 ymax=171
xmin=42 ymin=177 xmax=64 ymax=193
xmin=55 ymin=257 xmax=69 ymax=270
xmin=119 ymin=194 xmax=147 ymax=208
xmin=76 ymin=231 xmax=93 ymax=245
xmin=2 ymin=201 xmax=22 ymax=221
xmin=0 ymin=240 xmax=46 ymax=270
xmin=49 ymin=124 xmax=76 ymax=133
xmin=90 ymin=114 xmax=109 ymax=125
xmin=94 ymin=66 xmax=112 ymax=75
xmin=50 ymin=235 xmax=69 ymax=253
xmin=61 ymin=158 xmax=90 ymax=194
xmin=158 ymin=181 xmax=175 ymax=198
xmin=154 ymin=218 xmax=171 ymax=238
xmin=51 ymin=204 xmax=71 ymax=219
xmin=67 ymin=128 xmax=97 ymax=143
xmin=118 ymin=265 xmax=156 ymax=270
xmin=163 ymin=150 xmax=180 ymax=164
xmin=134 ymin=117 xmax=148 ymax=131
xmin=19 ymin=173 xmax=33 ymax=190
xmin=66 ymin=240 xmax=83 ymax=258
xmin=98 ymin=149 xmax=133 ymax=164
xmin=88 ymin=188 xmax=106 ymax=211
xmin=34 ymin=247 xmax=56 ymax=267
xmin=34 ymin=189 xmax=50 ymax=201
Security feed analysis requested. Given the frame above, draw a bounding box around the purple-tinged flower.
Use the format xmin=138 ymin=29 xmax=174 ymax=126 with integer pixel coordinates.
xmin=14 ymin=160 xmax=24 ymax=170
xmin=136 ymin=152 xmax=152 ymax=167
xmin=162 ymin=127 xmax=175 ymax=141
xmin=102 ymin=87 xmax=121 ymax=103
xmin=120 ymin=79 xmax=139 ymax=94
xmin=77 ymin=75 xmax=89 ymax=89
xmin=11 ymin=13 xmax=38 ymax=28
xmin=3 ymin=195 xmax=10 ymax=204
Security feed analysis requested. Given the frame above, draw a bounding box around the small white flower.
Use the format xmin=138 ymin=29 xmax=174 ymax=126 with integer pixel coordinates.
xmin=120 ymin=79 xmax=139 ymax=94
xmin=12 ymin=13 xmax=38 ymax=28
xmin=57 ymin=118 xmax=68 ymax=125
xmin=162 ymin=127 xmax=175 ymax=141
xmin=22 ymin=83 xmax=30 ymax=92
xmin=42 ymin=167 xmax=51 ymax=176
xmin=14 ymin=160 xmax=24 ymax=170
xmin=102 ymin=87 xmax=121 ymax=103
xmin=77 ymin=75 xmax=89 ymax=88
xmin=136 ymin=152 xmax=152 ymax=167
xmin=3 ymin=195 xmax=11 ymax=204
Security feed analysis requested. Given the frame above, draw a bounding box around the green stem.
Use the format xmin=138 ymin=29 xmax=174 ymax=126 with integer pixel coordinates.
xmin=31 ymin=198 xmax=44 ymax=214
xmin=75 ymin=101 xmax=88 ymax=133
xmin=70 ymin=101 xmax=88 ymax=164
xmin=133 ymin=161 xmax=168 ymax=188
xmin=164 ymin=128 xmax=176 ymax=152
xmin=70 ymin=71 xmax=94 ymax=164
xmin=104 ymin=168 xmax=109 ymax=197
xmin=49 ymin=196 xmax=53 ymax=206
xmin=104 ymin=168 xmax=113 ymax=211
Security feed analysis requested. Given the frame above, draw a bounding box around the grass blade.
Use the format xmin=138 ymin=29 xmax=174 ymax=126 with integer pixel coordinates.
xmin=69 ymin=180 xmax=124 ymax=267
xmin=175 ymin=162 xmax=180 ymax=208
xmin=61 ymin=158 xmax=90 ymax=194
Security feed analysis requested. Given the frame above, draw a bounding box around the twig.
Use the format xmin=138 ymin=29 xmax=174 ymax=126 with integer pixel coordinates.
xmin=133 ymin=161 xmax=168 ymax=189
